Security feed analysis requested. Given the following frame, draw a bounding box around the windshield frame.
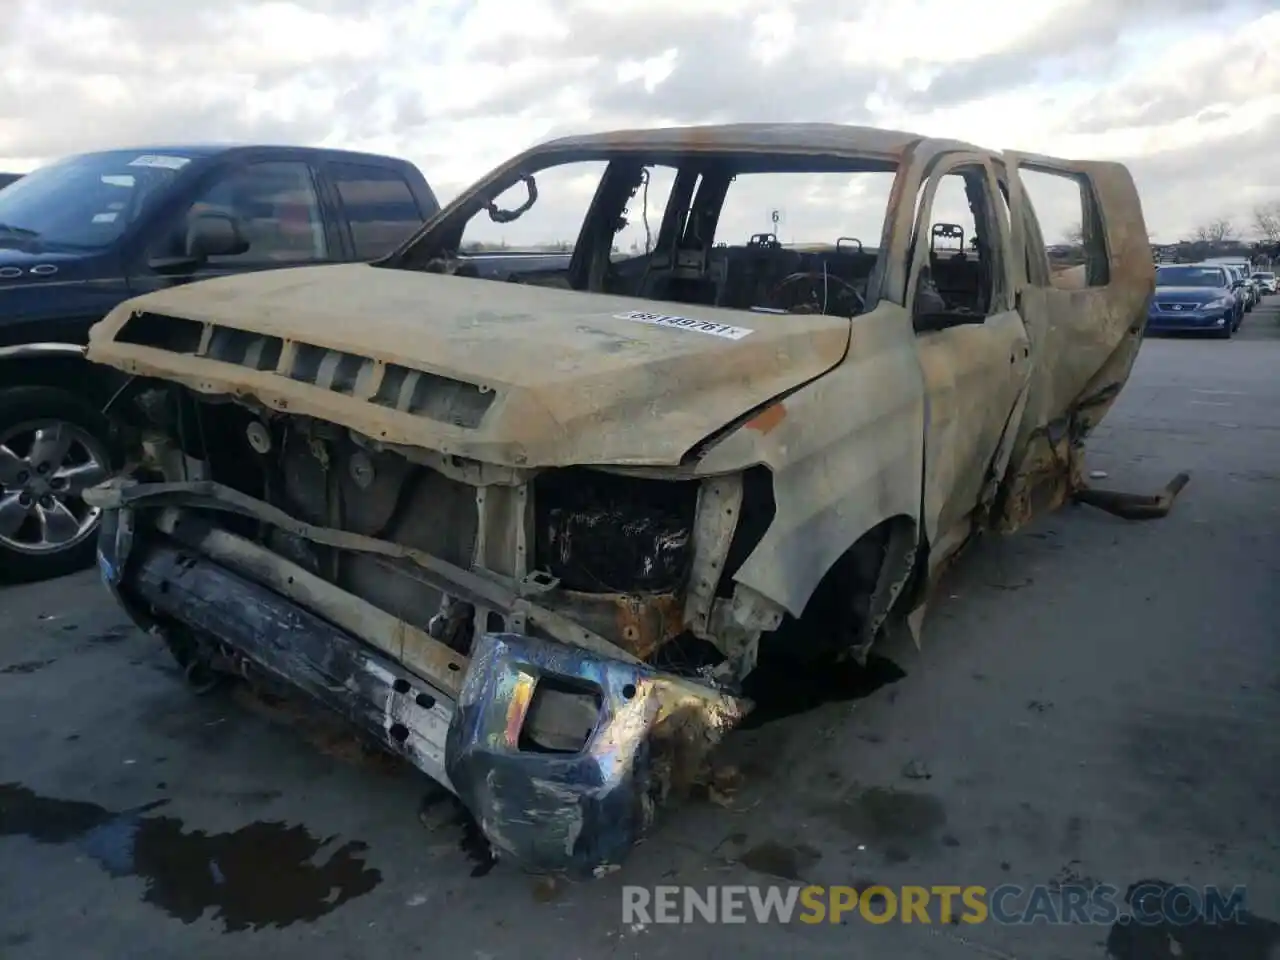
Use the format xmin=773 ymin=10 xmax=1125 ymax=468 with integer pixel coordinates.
xmin=376 ymin=144 xmax=901 ymax=320
xmin=0 ymin=148 xmax=212 ymax=253
xmin=386 ymin=143 xmax=901 ymax=260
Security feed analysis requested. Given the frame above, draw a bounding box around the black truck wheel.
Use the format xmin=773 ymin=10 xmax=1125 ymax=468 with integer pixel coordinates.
xmin=0 ymin=386 xmax=114 ymax=583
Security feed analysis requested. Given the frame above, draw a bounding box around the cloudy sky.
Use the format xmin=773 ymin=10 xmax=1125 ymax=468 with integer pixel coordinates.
xmin=0 ymin=0 xmax=1275 ymax=248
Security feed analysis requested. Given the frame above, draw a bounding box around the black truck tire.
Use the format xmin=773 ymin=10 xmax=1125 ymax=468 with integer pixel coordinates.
xmin=0 ymin=385 xmax=115 ymax=583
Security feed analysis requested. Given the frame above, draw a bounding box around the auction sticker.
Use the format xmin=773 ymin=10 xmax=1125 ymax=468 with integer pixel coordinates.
xmin=128 ymin=155 xmax=191 ymax=170
xmin=614 ymin=310 xmax=753 ymax=340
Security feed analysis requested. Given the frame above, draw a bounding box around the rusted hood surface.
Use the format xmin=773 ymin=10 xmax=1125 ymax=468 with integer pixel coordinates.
xmin=88 ymin=264 xmax=852 ymax=467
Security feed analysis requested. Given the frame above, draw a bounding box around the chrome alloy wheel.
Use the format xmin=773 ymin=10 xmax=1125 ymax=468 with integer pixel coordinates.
xmin=0 ymin=419 xmax=110 ymax=556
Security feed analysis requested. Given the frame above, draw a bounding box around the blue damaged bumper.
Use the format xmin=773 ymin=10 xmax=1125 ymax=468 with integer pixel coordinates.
xmin=448 ymin=631 xmax=717 ymax=874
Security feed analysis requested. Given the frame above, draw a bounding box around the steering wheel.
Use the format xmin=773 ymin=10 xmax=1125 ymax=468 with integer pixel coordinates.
xmin=768 ymin=271 xmax=866 ymax=315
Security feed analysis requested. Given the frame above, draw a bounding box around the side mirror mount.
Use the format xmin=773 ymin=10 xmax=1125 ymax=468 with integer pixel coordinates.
xmin=186 ymin=212 xmax=249 ymax=259
xmin=148 ymin=212 xmax=249 ymax=275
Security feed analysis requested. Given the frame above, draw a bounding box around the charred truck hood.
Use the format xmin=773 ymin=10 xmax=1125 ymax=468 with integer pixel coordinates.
xmin=87 ymin=263 xmax=852 ymax=467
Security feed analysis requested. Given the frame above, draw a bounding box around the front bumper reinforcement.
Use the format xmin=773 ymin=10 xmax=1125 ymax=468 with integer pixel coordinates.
xmin=128 ymin=537 xmax=458 ymax=790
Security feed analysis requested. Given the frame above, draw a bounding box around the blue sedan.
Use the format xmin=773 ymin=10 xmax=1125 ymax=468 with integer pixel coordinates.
xmin=1146 ymin=264 xmax=1242 ymax=339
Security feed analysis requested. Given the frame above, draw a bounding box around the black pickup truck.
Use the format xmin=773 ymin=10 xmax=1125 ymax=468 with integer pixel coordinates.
xmin=0 ymin=144 xmax=567 ymax=582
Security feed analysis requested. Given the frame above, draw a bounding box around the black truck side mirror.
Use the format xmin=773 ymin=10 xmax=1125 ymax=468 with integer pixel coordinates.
xmin=186 ymin=212 xmax=249 ymax=259
xmin=149 ymin=212 xmax=249 ymax=275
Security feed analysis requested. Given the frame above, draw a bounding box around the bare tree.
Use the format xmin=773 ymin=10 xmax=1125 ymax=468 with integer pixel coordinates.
xmin=1253 ymin=202 xmax=1280 ymax=244
xmin=1191 ymin=218 xmax=1237 ymax=243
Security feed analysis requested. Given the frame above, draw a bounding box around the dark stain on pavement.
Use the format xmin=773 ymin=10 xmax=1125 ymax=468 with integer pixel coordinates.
xmin=0 ymin=659 xmax=56 ymax=675
xmin=1105 ymin=879 xmax=1280 ymax=959
xmin=0 ymin=782 xmax=380 ymax=931
xmin=737 ymin=839 xmax=822 ymax=880
xmin=820 ymin=785 xmax=946 ymax=839
xmin=86 ymin=625 xmax=134 ymax=644
xmin=739 ymin=653 xmax=906 ymax=730
xmin=816 ymin=786 xmax=947 ymax=863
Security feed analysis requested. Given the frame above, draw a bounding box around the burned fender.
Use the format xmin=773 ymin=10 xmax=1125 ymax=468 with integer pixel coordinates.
xmin=445 ymin=631 xmax=746 ymax=877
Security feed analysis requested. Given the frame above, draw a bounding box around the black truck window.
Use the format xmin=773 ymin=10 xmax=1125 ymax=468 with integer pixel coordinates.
xmin=328 ymin=163 xmax=423 ymax=259
xmin=182 ymin=161 xmax=329 ymax=265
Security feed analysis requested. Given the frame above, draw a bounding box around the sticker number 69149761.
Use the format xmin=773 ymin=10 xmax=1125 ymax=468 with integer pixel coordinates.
xmin=613 ymin=310 xmax=754 ymax=340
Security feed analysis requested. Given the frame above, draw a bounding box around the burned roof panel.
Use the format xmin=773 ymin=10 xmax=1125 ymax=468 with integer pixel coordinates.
xmin=529 ymin=122 xmax=975 ymax=162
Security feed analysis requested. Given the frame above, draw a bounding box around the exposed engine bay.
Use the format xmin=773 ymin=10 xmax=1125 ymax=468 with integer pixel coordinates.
xmin=125 ymin=388 xmax=769 ymax=674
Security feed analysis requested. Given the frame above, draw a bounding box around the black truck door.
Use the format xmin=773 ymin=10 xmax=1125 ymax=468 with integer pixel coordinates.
xmin=320 ymin=160 xmax=434 ymax=262
xmin=127 ymin=153 xmax=341 ymax=296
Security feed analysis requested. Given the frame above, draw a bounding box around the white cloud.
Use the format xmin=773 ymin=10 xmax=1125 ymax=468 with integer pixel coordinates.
xmin=0 ymin=0 xmax=1275 ymax=244
xmin=837 ymin=0 xmax=1081 ymax=69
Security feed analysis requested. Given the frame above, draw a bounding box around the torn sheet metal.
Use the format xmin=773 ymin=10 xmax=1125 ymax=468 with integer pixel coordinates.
xmin=446 ymin=631 xmax=746 ymax=877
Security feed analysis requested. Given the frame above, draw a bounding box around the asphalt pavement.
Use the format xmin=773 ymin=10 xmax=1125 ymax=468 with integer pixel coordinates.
xmin=2 ymin=299 xmax=1279 ymax=960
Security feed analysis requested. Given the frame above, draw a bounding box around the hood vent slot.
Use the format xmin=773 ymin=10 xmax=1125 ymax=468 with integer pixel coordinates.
xmin=207 ymin=327 xmax=283 ymax=371
xmin=372 ymin=363 xmax=495 ymax=429
xmin=111 ymin=312 xmax=494 ymax=430
xmin=288 ymin=343 xmax=369 ymax=396
xmin=118 ymin=312 xmax=203 ymax=354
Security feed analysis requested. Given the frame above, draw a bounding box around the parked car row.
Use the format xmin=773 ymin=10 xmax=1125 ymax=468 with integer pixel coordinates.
xmin=1202 ymin=257 xmax=1267 ymax=310
xmin=1146 ymin=259 xmax=1272 ymax=339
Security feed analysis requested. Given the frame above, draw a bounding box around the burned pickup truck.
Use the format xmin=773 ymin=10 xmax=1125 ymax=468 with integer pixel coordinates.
xmin=83 ymin=123 xmax=1153 ymax=876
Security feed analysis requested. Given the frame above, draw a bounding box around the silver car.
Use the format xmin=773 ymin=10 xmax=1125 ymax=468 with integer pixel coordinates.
xmin=1231 ymin=265 xmax=1258 ymax=310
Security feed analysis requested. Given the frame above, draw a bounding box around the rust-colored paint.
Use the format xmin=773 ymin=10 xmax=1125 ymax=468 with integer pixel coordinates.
xmin=612 ymin=593 xmax=685 ymax=660
xmin=745 ymin=403 xmax=787 ymax=435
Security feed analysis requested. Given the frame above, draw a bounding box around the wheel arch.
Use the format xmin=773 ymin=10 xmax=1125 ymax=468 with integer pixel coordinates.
xmin=752 ymin=512 xmax=925 ymax=663
xmin=0 ymin=344 xmax=127 ymax=412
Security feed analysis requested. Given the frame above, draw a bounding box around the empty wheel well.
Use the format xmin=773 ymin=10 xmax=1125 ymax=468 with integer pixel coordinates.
xmin=0 ymin=354 xmax=127 ymax=411
xmin=759 ymin=515 xmax=920 ymax=665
